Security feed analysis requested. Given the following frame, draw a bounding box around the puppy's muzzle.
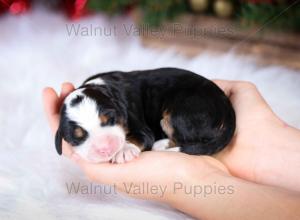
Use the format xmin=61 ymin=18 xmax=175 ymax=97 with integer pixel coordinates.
xmin=87 ymin=135 xmax=124 ymax=162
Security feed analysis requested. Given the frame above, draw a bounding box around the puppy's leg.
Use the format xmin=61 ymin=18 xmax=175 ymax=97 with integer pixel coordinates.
xmin=126 ymin=113 xmax=155 ymax=151
xmin=152 ymin=139 xmax=180 ymax=152
xmin=112 ymin=113 xmax=155 ymax=163
xmin=112 ymin=131 xmax=153 ymax=164
xmin=112 ymin=143 xmax=141 ymax=163
xmin=164 ymin=147 xmax=180 ymax=152
xmin=152 ymin=139 xmax=169 ymax=151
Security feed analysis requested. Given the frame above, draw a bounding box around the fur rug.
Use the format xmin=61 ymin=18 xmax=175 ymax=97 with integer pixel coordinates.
xmin=0 ymin=8 xmax=299 ymax=220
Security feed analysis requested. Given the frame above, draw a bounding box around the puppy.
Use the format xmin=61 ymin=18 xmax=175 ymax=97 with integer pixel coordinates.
xmin=55 ymin=68 xmax=235 ymax=163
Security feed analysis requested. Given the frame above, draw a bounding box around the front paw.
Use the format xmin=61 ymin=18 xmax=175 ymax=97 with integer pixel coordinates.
xmin=112 ymin=143 xmax=141 ymax=163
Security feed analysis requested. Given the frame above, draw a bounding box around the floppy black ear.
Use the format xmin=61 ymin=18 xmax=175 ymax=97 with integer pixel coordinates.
xmin=55 ymin=128 xmax=63 ymax=155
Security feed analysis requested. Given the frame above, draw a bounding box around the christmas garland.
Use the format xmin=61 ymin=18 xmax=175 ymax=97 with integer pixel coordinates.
xmin=1 ymin=0 xmax=299 ymax=31
xmin=240 ymin=2 xmax=300 ymax=31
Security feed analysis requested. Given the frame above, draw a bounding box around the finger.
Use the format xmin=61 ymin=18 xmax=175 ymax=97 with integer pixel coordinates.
xmin=62 ymin=140 xmax=74 ymax=158
xmin=71 ymin=153 xmax=137 ymax=185
xmin=71 ymin=154 xmax=116 ymax=183
xmin=42 ymin=87 xmax=60 ymax=133
xmin=212 ymin=79 xmax=233 ymax=97
xmin=60 ymin=82 xmax=75 ymax=99
xmin=59 ymin=82 xmax=75 ymax=105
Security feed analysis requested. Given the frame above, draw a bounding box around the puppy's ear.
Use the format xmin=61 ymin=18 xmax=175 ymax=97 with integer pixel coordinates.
xmin=55 ymin=128 xmax=63 ymax=155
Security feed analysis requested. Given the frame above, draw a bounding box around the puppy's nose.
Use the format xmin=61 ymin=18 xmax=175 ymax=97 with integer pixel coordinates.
xmin=91 ymin=135 xmax=122 ymax=157
xmin=93 ymin=146 xmax=115 ymax=157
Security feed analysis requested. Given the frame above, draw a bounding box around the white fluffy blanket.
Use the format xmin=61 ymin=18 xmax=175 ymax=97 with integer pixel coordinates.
xmin=0 ymin=8 xmax=299 ymax=220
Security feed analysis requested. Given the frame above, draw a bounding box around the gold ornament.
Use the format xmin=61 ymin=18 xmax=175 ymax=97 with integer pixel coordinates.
xmin=213 ymin=0 xmax=233 ymax=18
xmin=189 ymin=0 xmax=209 ymax=12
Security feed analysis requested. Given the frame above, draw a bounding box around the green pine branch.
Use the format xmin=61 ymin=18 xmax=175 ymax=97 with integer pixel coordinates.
xmin=86 ymin=0 xmax=300 ymax=31
xmin=240 ymin=2 xmax=300 ymax=31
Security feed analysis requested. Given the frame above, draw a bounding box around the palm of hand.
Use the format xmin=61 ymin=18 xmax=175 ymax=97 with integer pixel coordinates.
xmin=76 ymin=151 xmax=229 ymax=201
xmin=213 ymin=80 xmax=285 ymax=182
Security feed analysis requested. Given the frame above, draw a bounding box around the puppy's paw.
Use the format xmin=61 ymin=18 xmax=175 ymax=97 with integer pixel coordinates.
xmin=152 ymin=139 xmax=180 ymax=152
xmin=112 ymin=143 xmax=141 ymax=164
xmin=152 ymin=139 xmax=170 ymax=151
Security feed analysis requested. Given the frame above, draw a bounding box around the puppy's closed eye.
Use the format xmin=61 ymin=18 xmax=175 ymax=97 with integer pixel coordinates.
xmin=73 ymin=127 xmax=85 ymax=139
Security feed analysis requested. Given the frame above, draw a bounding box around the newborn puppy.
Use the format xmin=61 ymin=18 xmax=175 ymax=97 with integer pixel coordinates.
xmin=55 ymin=68 xmax=235 ymax=163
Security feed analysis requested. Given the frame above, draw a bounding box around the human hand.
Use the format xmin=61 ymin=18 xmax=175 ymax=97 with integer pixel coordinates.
xmin=43 ymin=80 xmax=300 ymax=195
xmin=43 ymin=83 xmax=230 ymax=203
xmin=213 ymin=80 xmax=300 ymax=191
xmin=43 ymin=83 xmax=75 ymax=158
xmin=43 ymin=81 xmax=300 ymax=220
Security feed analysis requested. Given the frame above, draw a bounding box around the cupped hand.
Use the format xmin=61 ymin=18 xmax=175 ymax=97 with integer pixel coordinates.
xmin=43 ymin=83 xmax=229 ymax=203
xmin=43 ymin=80 xmax=300 ymax=197
xmin=213 ymin=80 xmax=300 ymax=191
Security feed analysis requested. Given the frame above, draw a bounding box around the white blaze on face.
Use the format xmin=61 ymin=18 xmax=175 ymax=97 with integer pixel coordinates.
xmin=64 ymin=89 xmax=126 ymax=163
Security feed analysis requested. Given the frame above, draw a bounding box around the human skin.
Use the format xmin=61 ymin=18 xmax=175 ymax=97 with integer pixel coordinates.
xmin=43 ymin=80 xmax=300 ymax=219
xmin=212 ymin=80 xmax=300 ymax=191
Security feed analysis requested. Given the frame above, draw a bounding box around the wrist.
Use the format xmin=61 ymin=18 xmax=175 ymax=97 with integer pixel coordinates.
xmin=166 ymin=171 xmax=235 ymax=220
xmin=166 ymin=164 xmax=231 ymax=207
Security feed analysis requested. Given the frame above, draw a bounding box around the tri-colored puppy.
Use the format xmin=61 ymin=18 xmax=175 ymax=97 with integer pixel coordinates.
xmin=55 ymin=68 xmax=235 ymax=163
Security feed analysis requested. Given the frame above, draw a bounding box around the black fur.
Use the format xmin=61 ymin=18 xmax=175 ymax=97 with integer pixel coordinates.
xmin=55 ymin=128 xmax=63 ymax=155
xmin=70 ymin=95 xmax=84 ymax=107
xmin=55 ymin=105 xmax=89 ymax=153
xmin=56 ymin=68 xmax=236 ymax=156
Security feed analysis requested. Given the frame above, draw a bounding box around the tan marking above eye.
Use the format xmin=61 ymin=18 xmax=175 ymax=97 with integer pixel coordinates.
xmin=99 ymin=114 xmax=109 ymax=124
xmin=74 ymin=127 xmax=84 ymax=138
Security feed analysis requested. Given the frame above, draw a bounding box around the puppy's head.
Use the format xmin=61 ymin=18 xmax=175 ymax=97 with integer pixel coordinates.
xmin=55 ymin=86 xmax=127 ymax=163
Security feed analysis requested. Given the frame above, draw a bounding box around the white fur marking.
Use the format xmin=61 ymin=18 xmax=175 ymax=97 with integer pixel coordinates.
xmin=64 ymin=88 xmax=84 ymax=105
xmin=112 ymin=143 xmax=141 ymax=163
xmin=152 ymin=139 xmax=170 ymax=151
xmin=63 ymin=90 xmax=126 ymax=162
xmin=165 ymin=147 xmax=180 ymax=152
xmin=85 ymin=78 xmax=105 ymax=85
xmin=66 ymin=95 xmax=99 ymax=130
xmin=152 ymin=139 xmax=180 ymax=152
